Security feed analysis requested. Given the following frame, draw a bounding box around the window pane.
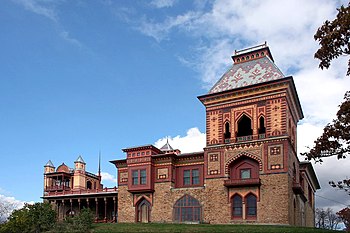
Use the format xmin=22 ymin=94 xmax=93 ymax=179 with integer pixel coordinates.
xmin=132 ymin=170 xmax=139 ymax=185
xmin=240 ymin=169 xmax=251 ymax=179
xmin=183 ymin=170 xmax=190 ymax=185
xmin=140 ymin=169 xmax=146 ymax=185
xmin=192 ymin=169 xmax=199 ymax=185
xmin=246 ymin=195 xmax=257 ymax=216
xmin=233 ymin=195 xmax=242 ymax=217
xmin=173 ymin=195 xmax=201 ymax=222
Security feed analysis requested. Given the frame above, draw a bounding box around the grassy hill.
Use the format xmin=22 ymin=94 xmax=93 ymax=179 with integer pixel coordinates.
xmin=91 ymin=223 xmax=338 ymax=233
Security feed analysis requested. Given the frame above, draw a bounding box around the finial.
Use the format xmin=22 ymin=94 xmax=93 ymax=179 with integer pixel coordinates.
xmin=98 ymin=150 xmax=101 ymax=177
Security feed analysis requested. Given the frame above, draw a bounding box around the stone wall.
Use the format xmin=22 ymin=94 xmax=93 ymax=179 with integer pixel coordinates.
xmin=259 ymin=173 xmax=289 ymax=224
xmin=117 ymin=185 xmax=135 ymax=222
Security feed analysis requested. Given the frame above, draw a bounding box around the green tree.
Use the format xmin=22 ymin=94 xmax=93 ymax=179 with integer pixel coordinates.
xmin=0 ymin=202 xmax=56 ymax=233
xmin=314 ymin=1 xmax=350 ymax=75
xmin=52 ymin=208 xmax=94 ymax=233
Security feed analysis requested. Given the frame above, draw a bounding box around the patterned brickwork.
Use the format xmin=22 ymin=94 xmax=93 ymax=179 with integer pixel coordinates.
xmin=207 ymin=152 xmax=221 ymax=175
xmin=267 ymin=144 xmax=284 ymax=169
xmin=207 ymin=110 xmax=222 ymax=145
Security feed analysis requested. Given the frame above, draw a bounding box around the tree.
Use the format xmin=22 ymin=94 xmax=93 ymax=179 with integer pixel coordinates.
xmin=337 ymin=207 xmax=350 ymax=231
xmin=315 ymin=208 xmax=342 ymax=230
xmin=302 ymin=91 xmax=350 ymax=162
xmin=0 ymin=202 xmax=56 ymax=233
xmin=0 ymin=198 xmax=18 ymax=224
xmin=314 ymin=2 xmax=350 ymax=76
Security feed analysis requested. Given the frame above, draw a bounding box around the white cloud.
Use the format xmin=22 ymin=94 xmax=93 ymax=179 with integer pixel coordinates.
xmin=155 ymin=127 xmax=206 ymax=153
xmin=150 ymin=0 xmax=177 ymax=8
xmin=12 ymin=0 xmax=82 ymax=47
xmin=0 ymin=194 xmax=34 ymax=222
xmin=101 ymin=172 xmax=117 ymax=184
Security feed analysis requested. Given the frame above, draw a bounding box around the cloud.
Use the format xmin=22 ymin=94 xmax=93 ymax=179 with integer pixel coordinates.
xmin=101 ymin=172 xmax=117 ymax=184
xmin=12 ymin=0 xmax=82 ymax=47
xmin=155 ymin=127 xmax=206 ymax=153
xmin=150 ymin=0 xmax=177 ymax=8
xmin=0 ymin=194 xmax=34 ymax=222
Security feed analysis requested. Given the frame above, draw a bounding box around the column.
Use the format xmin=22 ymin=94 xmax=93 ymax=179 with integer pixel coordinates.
xmin=78 ymin=199 xmax=81 ymax=213
xmin=70 ymin=199 xmax=73 ymax=216
xmin=113 ymin=197 xmax=117 ymax=223
xmin=95 ymin=198 xmax=99 ymax=222
xmin=104 ymin=197 xmax=107 ymax=222
xmin=62 ymin=199 xmax=66 ymax=219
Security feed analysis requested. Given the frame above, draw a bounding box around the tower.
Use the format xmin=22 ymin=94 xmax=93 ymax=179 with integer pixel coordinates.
xmin=73 ymin=155 xmax=86 ymax=190
xmin=44 ymin=160 xmax=55 ymax=190
xmin=198 ymin=43 xmax=307 ymax=224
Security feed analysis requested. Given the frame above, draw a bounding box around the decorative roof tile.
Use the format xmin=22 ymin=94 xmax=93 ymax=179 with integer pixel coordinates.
xmin=208 ymin=56 xmax=284 ymax=94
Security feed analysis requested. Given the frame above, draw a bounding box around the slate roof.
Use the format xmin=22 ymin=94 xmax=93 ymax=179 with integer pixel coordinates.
xmin=160 ymin=139 xmax=174 ymax=151
xmin=45 ymin=160 xmax=55 ymax=167
xmin=75 ymin=155 xmax=85 ymax=164
xmin=208 ymin=56 xmax=284 ymax=94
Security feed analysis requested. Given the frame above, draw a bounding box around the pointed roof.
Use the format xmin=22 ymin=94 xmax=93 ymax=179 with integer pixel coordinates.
xmin=208 ymin=44 xmax=284 ymax=94
xmin=160 ymin=138 xmax=174 ymax=151
xmin=75 ymin=155 xmax=85 ymax=164
xmin=44 ymin=160 xmax=55 ymax=168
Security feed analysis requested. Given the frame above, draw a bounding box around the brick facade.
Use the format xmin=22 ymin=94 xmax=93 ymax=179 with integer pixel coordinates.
xmin=109 ymin=44 xmax=321 ymax=226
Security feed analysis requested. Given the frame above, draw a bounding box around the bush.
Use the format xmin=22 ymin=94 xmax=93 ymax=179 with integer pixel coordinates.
xmin=51 ymin=208 xmax=94 ymax=233
xmin=0 ymin=202 xmax=56 ymax=233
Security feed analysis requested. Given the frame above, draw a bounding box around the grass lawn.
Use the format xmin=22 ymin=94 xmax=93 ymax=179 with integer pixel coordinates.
xmin=91 ymin=223 xmax=337 ymax=233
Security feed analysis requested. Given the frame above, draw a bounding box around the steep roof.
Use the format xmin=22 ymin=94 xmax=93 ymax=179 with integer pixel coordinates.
xmin=75 ymin=155 xmax=85 ymax=164
xmin=160 ymin=139 xmax=174 ymax=151
xmin=44 ymin=160 xmax=55 ymax=167
xmin=208 ymin=56 xmax=284 ymax=94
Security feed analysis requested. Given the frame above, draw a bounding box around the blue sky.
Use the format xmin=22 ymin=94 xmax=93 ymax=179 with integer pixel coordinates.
xmin=1 ymin=0 xmax=350 ymax=214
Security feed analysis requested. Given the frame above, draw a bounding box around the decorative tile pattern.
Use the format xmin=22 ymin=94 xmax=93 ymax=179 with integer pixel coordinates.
xmin=209 ymin=56 xmax=284 ymax=94
xmin=157 ymin=168 xmax=168 ymax=179
xmin=208 ymin=152 xmax=220 ymax=175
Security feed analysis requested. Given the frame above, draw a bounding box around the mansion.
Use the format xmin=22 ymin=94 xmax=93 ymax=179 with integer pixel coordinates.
xmin=43 ymin=43 xmax=320 ymax=226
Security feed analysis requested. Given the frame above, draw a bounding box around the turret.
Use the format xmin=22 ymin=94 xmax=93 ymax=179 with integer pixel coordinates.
xmin=73 ymin=155 xmax=86 ymax=190
xmin=44 ymin=160 xmax=55 ymax=191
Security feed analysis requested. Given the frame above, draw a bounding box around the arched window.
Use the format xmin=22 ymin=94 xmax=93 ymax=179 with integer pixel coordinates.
xmin=224 ymin=122 xmax=231 ymax=141
xmin=136 ymin=198 xmax=151 ymax=223
xmin=174 ymin=195 xmax=201 ymax=222
xmin=237 ymin=114 xmax=252 ymax=137
xmin=229 ymin=156 xmax=259 ymax=180
xmin=232 ymin=194 xmax=242 ymax=219
xmin=86 ymin=181 xmax=92 ymax=189
xmin=258 ymin=116 xmax=266 ymax=134
xmin=246 ymin=194 xmax=257 ymax=218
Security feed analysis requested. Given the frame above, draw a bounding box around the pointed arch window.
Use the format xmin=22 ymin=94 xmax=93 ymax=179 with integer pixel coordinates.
xmin=246 ymin=194 xmax=257 ymax=218
xmin=174 ymin=195 xmax=201 ymax=222
xmin=224 ymin=121 xmax=231 ymax=142
xmin=237 ymin=114 xmax=252 ymax=138
xmin=232 ymin=194 xmax=242 ymax=218
xmin=258 ymin=116 xmax=266 ymax=134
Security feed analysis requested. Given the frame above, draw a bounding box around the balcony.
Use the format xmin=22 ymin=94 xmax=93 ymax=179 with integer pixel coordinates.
xmin=236 ymin=135 xmax=252 ymax=142
xmin=292 ymin=181 xmax=307 ymax=201
xmin=224 ymin=178 xmax=260 ymax=187
xmin=45 ymin=185 xmax=71 ymax=192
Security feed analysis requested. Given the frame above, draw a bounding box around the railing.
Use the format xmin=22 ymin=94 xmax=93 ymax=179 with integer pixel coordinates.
xmin=258 ymin=134 xmax=266 ymax=139
xmin=44 ymin=187 xmax=118 ymax=196
xmin=45 ymin=185 xmax=71 ymax=191
xmin=224 ymin=178 xmax=260 ymax=187
xmin=236 ymin=135 xmax=252 ymax=142
xmin=292 ymin=181 xmax=304 ymax=195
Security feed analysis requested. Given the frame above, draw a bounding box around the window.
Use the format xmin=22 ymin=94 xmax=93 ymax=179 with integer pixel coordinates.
xmin=183 ymin=169 xmax=200 ymax=186
xmin=237 ymin=114 xmax=252 ymax=137
xmin=132 ymin=170 xmax=139 ymax=185
xmin=183 ymin=170 xmax=190 ymax=185
xmin=246 ymin=194 xmax=257 ymax=218
xmin=232 ymin=195 xmax=242 ymax=218
xmin=132 ymin=169 xmax=147 ymax=185
xmin=192 ymin=169 xmax=199 ymax=185
xmin=224 ymin=122 xmax=231 ymax=141
xmin=258 ymin=116 xmax=266 ymax=134
xmin=140 ymin=169 xmax=146 ymax=185
xmin=240 ymin=169 xmax=251 ymax=179
xmin=174 ymin=195 xmax=201 ymax=222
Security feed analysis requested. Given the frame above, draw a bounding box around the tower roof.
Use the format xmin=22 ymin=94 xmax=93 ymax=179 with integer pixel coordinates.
xmin=44 ymin=160 xmax=55 ymax=168
xmin=160 ymin=138 xmax=174 ymax=151
xmin=208 ymin=44 xmax=284 ymax=94
xmin=75 ymin=155 xmax=85 ymax=164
